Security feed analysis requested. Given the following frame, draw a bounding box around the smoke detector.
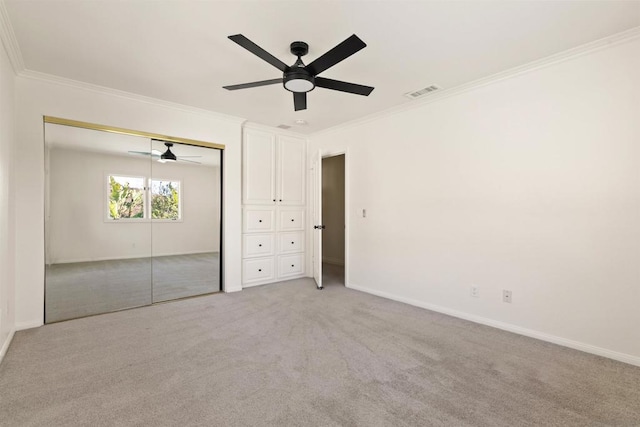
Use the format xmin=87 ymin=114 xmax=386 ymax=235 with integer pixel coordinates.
xmin=277 ymin=124 xmax=292 ymax=129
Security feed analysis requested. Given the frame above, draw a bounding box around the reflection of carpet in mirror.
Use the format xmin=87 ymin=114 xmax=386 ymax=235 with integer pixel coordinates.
xmin=45 ymin=252 xmax=220 ymax=323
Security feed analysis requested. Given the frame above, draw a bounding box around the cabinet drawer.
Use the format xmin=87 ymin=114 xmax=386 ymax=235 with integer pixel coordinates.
xmin=278 ymin=209 xmax=304 ymax=231
xmin=278 ymin=232 xmax=304 ymax=254
xmin=278 ymin=253 xmax=305 ymax=278
xmin=243 ymin=234 xmax=275 ymax=258
xmin=243 ymin=257 xmax=275 ymax=284
xmin=244 ymin=209 xmax=275 ymax=233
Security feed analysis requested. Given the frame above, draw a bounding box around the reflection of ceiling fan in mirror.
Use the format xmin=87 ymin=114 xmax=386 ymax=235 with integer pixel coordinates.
xmin=128 ymin=141 xmax=202 ymax=164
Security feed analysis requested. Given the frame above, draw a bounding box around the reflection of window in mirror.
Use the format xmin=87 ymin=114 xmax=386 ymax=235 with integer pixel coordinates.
xmin=150 ymin=179 xmax=181 ymax=220
xmin=107 ymin=174 xmax=146 ymax=220
xmin=106 ymin=175 xmax=182 ymax=221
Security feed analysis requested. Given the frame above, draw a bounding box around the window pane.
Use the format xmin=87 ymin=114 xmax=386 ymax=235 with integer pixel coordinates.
xmin=108 ymin=175 xmax=145 ymax=219
xmin=151 ymin=180 xmax=180 ymax=220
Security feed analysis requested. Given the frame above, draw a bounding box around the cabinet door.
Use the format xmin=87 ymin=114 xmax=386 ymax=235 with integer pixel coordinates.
xmin=243 ymin=129 xmax=276 ymax=205
xmin=276 ymin=136 xmax=305 ymax=206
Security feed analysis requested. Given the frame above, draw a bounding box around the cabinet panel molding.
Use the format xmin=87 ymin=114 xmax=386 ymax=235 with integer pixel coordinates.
xmin=278 ymin=231 xmax=305 ymax=254
xmin=277 ymin=136 xmax=305 ymax=206
xmin=277 ymin=253 xmax=305 ymax=279
xmin=243 ymin=208 xmax=275 ymax=233
xmin=278 ymin=208 xmax=305 ymax=231
xmin=243 ymin=234 xmax=275 ymax=258
xmin=243 ymin=129 xmax=276 ymax=205
xmin=243 ymin=257 xmax=275 ymax=286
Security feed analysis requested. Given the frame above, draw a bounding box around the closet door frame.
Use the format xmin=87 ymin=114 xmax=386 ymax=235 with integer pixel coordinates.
xmin=43 ymin=116 xmax=226 ymax=323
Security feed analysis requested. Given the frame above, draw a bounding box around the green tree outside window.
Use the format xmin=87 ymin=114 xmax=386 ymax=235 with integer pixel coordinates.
xmin=109 ymin=175 xmax=144 ymax=219
xmin=151 ymin=180 xmax=180 ymax=220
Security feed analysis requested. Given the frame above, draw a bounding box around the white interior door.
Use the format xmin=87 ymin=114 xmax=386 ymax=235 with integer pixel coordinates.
xmin=312 ymin=149 xmax=323 ymax=289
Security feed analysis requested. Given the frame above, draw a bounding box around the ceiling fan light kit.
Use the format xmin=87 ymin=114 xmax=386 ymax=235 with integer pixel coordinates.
xmin=223 ymin=34 xmax=374 ymax=111
xmin=159 ymin=142 xmax=178 ymax=163
xmin=128 ymin=141 xmax=202 ymax=164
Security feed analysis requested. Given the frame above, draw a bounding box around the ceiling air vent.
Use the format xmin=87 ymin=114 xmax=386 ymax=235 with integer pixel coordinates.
xmin=404 ymin=85 xmax=441 ymax=100
xmin=277 ymin=124 xmax=292 ymax=129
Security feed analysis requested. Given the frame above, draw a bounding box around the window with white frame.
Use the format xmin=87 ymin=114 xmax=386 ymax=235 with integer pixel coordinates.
xmin=107 ymin=175 xmax=181 ymax=221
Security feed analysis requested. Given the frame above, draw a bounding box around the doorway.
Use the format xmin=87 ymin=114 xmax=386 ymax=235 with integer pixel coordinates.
xmin=320 ymin=154 xmax=345 ymax=287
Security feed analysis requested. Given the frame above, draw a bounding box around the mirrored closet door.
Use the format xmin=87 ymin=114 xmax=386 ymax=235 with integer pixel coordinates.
xmin=44 ymin=120 xmax=222 ymax=323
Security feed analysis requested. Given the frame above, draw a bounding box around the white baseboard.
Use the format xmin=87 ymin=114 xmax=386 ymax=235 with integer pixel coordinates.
xmin=15 ymin=320 xmax=43 ymax=331
xmin=242 ymin=273 xmax=308 ymax=290
xmin=322 ymin=257 xmax=345 ymax=266
xmin=347 ymin=283 xmax=640 ymax=367
xmin=0 ymin=328 xmax=15 ymax=365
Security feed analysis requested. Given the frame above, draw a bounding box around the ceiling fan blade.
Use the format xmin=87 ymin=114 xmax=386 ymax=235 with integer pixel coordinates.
xmin=223 ymin=78 xmax=283 ymax=91
xmin=315 ymin=77 xmax=374 ymax=96
xmin=128 ymin=151 xmax=160 ymax=157
xmin=175 ymin=156 xmax=202 ymax=158
xmin=228 ymin=34 xmax=288 ymax=72
xmin=294 ymin=92 xmax=307 ymax=111
xmin=177 ymin=158 xmax=201 ymax=164
xmin=306 ymin=34 xmax=366 ymax=76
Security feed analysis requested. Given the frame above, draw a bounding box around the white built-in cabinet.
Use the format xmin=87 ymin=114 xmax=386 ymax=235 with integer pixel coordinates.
xmin=242 ymin=128 xmax=306 ymax=287
xmin=243 ymin=130 xmax=305 ymax=206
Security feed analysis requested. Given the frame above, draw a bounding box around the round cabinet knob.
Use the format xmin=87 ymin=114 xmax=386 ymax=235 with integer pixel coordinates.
xmin=279 ymin=199 xmax=282 ymax=202
xmin=258 ymin=269 xmax=262 ymax=272
xmin=258 ymin=244 xmax=262 ymax=247
xmin=272 ymin=199 xmax=276 ymax=202
xmin=291 ymin=219 xmax=294 ymax=222
xmin=259 ymin=219 xmax=262 ymax=223
xmin=291 ymin=242 xmax=294 ymax=244
xmin=291 ymin=264 xmax=295 ymax=267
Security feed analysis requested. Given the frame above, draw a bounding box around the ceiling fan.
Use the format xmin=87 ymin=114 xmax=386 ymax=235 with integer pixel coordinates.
xmin=223 ymin=34 xmax=374 ymax=111
xmin=128 ymin=141 xmax=202 ymax=164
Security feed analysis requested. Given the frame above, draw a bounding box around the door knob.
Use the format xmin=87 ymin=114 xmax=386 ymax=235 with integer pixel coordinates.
xmin=314 ymin=225 xmax=326 ymax=230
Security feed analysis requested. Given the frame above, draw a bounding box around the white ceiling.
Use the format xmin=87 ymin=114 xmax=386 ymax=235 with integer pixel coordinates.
xmin=6 ymin=1 xmax=640 ymax=134
xmin=45 ymin=123 xmax=221 ymax=167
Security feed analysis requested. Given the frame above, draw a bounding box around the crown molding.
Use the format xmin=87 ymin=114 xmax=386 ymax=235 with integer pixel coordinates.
xmin=312 ymin=25 xmax=640 ymax=139
xmin=18 ymin=69 xmax=247 ymax=125
xmin=242 ymin=121 xmax=307 ymax=138
xmin=0 ymin=0 xmax=25 ymax=73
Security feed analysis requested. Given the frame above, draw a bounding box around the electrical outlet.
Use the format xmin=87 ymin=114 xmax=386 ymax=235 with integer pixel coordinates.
xmin=471 ymin=285 xmax=479 ymax=298
xmin=503 ymin=290 xmax=512 ymax=303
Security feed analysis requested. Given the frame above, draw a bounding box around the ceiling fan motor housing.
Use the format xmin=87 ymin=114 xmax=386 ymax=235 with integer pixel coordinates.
xmin=284 ymin=41 xmax=314 ymax=93
xmin=290 ymin=41 xmax=309 ymax=57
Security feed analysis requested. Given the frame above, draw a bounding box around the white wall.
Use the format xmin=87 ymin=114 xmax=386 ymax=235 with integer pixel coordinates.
xmin=309 ymin=38 xmax=640 ymax=364
xmin=0 ymin=30 xmax=16 ymax=361
xmin=322 ymin=155 xmax=345 ymax=265
xmin=47 ymin=147 xmax=220 ymax=263
xmin=14 ymin=76 xmax=244 ymax=329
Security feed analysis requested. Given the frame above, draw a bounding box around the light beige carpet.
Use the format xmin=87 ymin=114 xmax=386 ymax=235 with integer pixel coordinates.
xmin=1 ymin=278 xmax=639 ymax=426
xmin=45 ymin=252 xmax=220 ymax=323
